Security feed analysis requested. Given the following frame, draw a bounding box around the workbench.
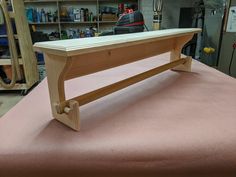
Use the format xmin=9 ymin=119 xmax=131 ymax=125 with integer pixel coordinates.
xmin=0 ymin=52 xmax=236 ymax=177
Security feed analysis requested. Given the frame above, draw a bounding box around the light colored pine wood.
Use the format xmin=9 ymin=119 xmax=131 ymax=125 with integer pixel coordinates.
xmin=8 ymin=12 xmax=14 ymax=18
xmin=44 ymin=54 xmax=80 ymax=130
xmin=0 ymin=83 xmax=28 ymax=90
xmin=0 ymin=58 xmax=23 ymax=65
xmin=0 ymin=0 xmax=21 ymax=88
xmin=11 ymin=0 xmax=39 ymax=88
xmin=0 ymin=0 xmax=39 ymax=90
xmin=34 ymin=28 xmax=201 ymax=56
xmin=34 ymin=28 xmax=201 ymax=131
xmin=66 ymin=37 xmax=175 ymax=80
xmin=170 ymin=34 xmax=194 ymax=72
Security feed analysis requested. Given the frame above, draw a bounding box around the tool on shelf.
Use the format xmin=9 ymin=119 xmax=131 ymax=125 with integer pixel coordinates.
xmin=153 ymin=0 xmax=163 ymax=30
xmin=0 ymin=0 xmax=22 ymax=89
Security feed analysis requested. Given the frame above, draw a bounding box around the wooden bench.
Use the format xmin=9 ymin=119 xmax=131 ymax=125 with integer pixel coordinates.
xmin=34 ymin=28 xmax=201 ymax=131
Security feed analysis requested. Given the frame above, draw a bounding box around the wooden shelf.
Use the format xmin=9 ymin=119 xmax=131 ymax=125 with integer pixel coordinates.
xmin=0 ymin=35 xmax=18 ymax=39
xmin=24 ymin=0 xmax=97 ymax=2
xmin=0 ymin=83 xmax=28 ymax=90
xmin=32 ymin=0 xmax=137 ymax=2
xmin=0 ymin=58 xmax=23 ymax=66
xmin=99 ymin=21 xmax=117 ymax=24
xmin=60 ymin=21 xmax=97 ymax=24
xmin=29 ymin=22 xmax=59 ymax=25
xmin=59 ymin=0 xmax=97 ymax=2
xmin=24 ymin=0 xmax=138 ymax=5
xmin=99 ymin=0 xmax=138 ymax=1
xmin=29 ymin=21 xmax=98 ymax=25
xmin=24 ymin=0 xmax=58 ymax=3
xmin=29 ymin=21 xmax=116 ymax=25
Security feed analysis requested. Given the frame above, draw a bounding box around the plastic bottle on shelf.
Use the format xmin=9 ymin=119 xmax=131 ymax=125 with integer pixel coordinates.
xmin=85 ymin=28 xmax=92 ymax=37
xmin=36 ymin=8 xmax=41 ymax=23
xmin=69 ymin=7 xmax=74 ymax=21
xmin=48 ymin=11 xmax=52 ymax=22
xmin=89 ymin=12 xmax=93 ymax=22
xmin=53 ymin=10 xmax=58 ymax=22
xmin=41 ymin=9 xmax=46 ymax=23
xmin=77 ymin=29 xmax=80 ymax=38
xmin=80 ymin=8 xmax=84 ymax=22
xmin=80 ymin=30 xmax=85 ymax=38
xmin=84 ymin=8 xmax=89 ymax=21
xmin=45 ymin=12 xmax=48 ymax=23
xmin=68 ymin=28 xmax=74 ymax=39
xmin=74 ymin=8 xmax=80 ymax=22
xmin=26 ymin=8 xmax=34 ymax=23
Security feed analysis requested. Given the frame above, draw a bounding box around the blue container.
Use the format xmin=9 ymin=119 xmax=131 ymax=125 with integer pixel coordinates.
xmin=0 ymin=25 xmax=7 ymax=35
xmin=0 ymin=38 xmax=8 ymax=46
xmin=26 ymin=8 xmax=34 ymax=23
xmin=0 ymin=22 xmax=17 ymax=35
xmin=36 ymin=52 xmax=45 ymax=65
xmin=0 ymin=25 xmax=8 ymax=46
xmin=0 ymin=22 xmax=17 ymax=46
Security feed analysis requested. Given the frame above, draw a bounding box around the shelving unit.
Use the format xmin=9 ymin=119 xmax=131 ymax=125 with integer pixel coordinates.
xmin=24 ymin=0 xmax=139 ymax=40
xmin=0 ymin=0 xmax=39 ymax=92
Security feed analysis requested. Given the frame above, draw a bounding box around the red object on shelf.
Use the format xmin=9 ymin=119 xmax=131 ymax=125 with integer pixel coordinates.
xmin=125 ymin=8 xmax=133 ymax=14
xmin=118 ymin=3 xmax=124 ymax=14
xmin=233 ymin=42 xmax=236 ymax=49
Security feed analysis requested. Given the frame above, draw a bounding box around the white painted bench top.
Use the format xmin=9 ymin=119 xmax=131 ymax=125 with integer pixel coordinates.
xmin=34 ymin=28 xmax=201 ymax=57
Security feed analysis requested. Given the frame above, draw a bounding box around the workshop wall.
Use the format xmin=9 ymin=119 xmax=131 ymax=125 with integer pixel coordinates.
xmin=140 ymin=0 xmax=198 ymax=30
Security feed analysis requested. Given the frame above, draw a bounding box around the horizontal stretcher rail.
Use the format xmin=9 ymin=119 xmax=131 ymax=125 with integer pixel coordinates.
xmin=58 ymin=58 xmax=187 ymax=114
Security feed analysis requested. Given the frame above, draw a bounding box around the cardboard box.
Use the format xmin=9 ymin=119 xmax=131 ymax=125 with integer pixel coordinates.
xmin=102 ymin=14 xmax=118 ymax=21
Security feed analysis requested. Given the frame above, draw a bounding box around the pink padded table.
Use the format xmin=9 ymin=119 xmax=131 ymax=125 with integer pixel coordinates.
xmin=0 ymin=53 xmax=236 ymax=177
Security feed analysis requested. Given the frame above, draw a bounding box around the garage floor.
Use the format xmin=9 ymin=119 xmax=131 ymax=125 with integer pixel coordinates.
xmin=0 ymin=92 xmax=23 ymax=117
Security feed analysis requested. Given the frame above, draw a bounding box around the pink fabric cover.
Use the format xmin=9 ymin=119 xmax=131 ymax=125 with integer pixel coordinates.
xmin=0 ymin=53 xmax=236 ymax=177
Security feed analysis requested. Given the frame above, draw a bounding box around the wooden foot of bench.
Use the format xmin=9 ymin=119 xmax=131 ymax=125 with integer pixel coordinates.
xmin=170 ymin=34 xmax=194 ymax=72
xmin=44 ymin=54 xmax=80 ymax=131
xmin=55 ymin=100 xmax=80 ymax=131
xmin=172 ymin=56 xmax=192 ymax=72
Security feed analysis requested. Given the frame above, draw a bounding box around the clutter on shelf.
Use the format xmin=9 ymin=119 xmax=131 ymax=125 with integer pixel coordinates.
xmin=23 ymin=1 xmax=139 ymax=43
xmin=62 ymin=27 xmax=96 ymax=39
xmin=26 ymin=7 xmax=58 ymax=23
xmin=60 ymin=6 xmax=96 ymax=22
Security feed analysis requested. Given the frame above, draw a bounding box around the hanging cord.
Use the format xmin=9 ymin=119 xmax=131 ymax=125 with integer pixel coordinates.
xmin=229 ymin=42 xmax=236 ymax=76
xmin=0 ymin=0 xmax=22 ymax=89
xmin=153 ymin=0 xmax=163 ymax=30
xmin=144 ymin=24 xmax=149 ymax=31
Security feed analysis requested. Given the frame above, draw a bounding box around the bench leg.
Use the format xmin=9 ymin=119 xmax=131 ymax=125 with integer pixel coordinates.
xmin=170 ymin=34 xmax=194 ymax=72
xmin=44 ymin=54 xmax=80 ymax=131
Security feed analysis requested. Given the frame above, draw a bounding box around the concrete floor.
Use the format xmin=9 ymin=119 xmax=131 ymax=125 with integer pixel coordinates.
xmin=0 ymin=92 xmax=23 ymax=117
